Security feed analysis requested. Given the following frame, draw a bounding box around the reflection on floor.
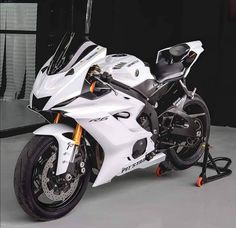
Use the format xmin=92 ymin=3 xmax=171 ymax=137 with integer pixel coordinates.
xmin=1 ymin=126 xmax=236 ymax=228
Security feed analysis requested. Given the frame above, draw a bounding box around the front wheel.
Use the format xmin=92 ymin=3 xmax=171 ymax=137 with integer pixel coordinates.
xmin=14 ymin=136 xmax=91 ymax=221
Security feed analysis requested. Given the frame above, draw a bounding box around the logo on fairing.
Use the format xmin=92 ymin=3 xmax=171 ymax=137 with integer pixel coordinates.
xmin=89 ymin=116 xmax=109 ymax=122
xmin=67 ymin=142 xmax=74 ymax=150
xmin=121 ymin=158 xmax=146 ymax=173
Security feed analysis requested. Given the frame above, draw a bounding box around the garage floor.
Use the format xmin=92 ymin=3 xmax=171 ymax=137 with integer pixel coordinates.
xmin=0 ymin=100 xmax=44 ymax=130
xmin=1 ymin=126 xmax=236 ymax=228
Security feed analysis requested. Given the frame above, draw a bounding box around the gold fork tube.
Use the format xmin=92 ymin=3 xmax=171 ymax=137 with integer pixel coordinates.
xmin=73 ymin=124 xmax=83 ymax=145
xmin=54 ymin=113 xmax=61 ymax=123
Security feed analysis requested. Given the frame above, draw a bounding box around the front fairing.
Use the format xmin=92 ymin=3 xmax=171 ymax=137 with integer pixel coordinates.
xmin=30 ymin=39 xmax=107 ymax=111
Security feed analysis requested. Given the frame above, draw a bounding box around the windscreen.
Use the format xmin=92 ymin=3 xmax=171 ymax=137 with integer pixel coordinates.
xmin=47 ymin=32 xmax=87 ymax=75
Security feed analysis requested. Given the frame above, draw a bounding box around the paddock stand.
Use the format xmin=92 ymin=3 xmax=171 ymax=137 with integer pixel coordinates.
xmin=156 ymin=143 xmax=232 ymax=187
xmin=194 ymin=143 xmax=232 ymax=187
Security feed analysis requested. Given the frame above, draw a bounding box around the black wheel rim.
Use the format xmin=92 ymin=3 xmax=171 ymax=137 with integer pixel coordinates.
xmin=31 ymin=138 xmax=86 ymax=210
xmin=175 ymin=102 xmax=208 ymax=160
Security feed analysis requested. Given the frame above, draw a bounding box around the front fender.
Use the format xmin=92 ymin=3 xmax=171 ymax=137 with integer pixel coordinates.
xmin=34 ymin=123 xmax=74 ymax=175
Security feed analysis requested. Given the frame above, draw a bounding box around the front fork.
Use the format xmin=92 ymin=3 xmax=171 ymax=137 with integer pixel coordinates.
xmin=53 ymin=113 xmax=85 ymax=174
xmin=52 ymin=82 xmax=96 ymax=174
xmin=54 ymin=113 xmax=83 ymax=146
xmin=70 ymin=124 xmax=85 ymax=170
xmin=54 ymin=78 xmax=96 ymax=144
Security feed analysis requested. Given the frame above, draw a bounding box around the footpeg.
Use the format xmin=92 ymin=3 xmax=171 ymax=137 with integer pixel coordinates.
xmin=145 ymin=149 xmax=158 ymax=161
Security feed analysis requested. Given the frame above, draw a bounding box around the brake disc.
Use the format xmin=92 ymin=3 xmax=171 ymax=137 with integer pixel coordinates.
xmin=41 ymin=153 xmax=80 ymax=202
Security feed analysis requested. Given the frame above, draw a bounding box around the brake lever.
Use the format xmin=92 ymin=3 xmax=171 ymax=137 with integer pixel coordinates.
xmin=94 ymin=76 xmax=118 ymax=96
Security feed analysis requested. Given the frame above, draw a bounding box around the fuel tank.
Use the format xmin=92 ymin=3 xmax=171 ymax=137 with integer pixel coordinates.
xmin=96 ymin=54 xmax=155 ymax=87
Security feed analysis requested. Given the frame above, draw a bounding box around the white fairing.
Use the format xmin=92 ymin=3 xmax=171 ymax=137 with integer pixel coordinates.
xmin=156 ymin=40 xmax=204 ymax=78
xmin=96 ymin=54 xmax=155 ymax=87
xmin=32 ymin=39 xmax=203 ymax=187
xmin=34 ymin=90 xmax=166 ymax=186
xmin=30 ymin=42 xmax=107 ymax=110
xmin=184 ymin=41 xmax=204 ymax=77
xmin=50 ymin=89 xmax=166 ymax=186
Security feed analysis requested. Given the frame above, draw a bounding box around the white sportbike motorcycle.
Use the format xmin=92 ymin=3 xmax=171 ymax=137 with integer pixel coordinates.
xmin=14 ymin=0 xmax=210 ymax=221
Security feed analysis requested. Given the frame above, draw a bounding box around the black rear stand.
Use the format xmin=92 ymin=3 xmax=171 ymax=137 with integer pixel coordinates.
xmin=194 ymin=143 xmax=232 ymax=187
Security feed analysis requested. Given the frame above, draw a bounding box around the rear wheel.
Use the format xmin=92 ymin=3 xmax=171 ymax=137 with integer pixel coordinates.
xmin=161 ymin=95 xmax=210 ymax=170
xmin=14 ymin=136 xmax=91 ymax=220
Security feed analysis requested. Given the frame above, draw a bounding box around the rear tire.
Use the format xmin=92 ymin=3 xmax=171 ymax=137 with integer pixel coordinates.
xmin=14 ymin=136 xmax=91 ymax=221
xmin=166 ymin=94 xmax=210 ymax=170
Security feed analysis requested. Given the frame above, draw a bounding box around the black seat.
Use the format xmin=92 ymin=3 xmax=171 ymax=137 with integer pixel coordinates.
xmin=155 ymin=58 xmax=184 ymax=83
xmin=134 ymin=79 xmax=158 ymax=98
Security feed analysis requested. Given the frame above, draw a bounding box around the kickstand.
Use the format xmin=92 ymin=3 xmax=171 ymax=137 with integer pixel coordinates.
xmin=195 ymin=143 xmax=232 ymax=187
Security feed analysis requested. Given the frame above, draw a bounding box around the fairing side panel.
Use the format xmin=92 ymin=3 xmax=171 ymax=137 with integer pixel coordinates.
xmin=52 ymin=91 xmax=165 ymax=186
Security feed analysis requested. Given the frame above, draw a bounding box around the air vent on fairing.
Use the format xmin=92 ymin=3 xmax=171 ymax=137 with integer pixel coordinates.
xmin=112 ymin=54 xmax=127 ymax=57
xmin=113 ymin=62 xmax=127 ymax=69
xmin=32 ymin=95 xmax=51 ymax=111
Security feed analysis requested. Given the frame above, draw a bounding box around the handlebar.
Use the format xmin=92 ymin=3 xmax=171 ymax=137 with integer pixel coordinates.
xmin=92 ymin=73 xmax=118 ymax=96
xmin=90 ymin=71 xmax=131 ymax=95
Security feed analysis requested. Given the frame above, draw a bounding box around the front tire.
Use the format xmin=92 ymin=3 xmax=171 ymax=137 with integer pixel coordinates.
xmin=14 ymin=136 xmax=91 ymax=221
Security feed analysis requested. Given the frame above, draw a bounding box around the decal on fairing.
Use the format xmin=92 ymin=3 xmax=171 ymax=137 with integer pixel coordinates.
xmin=89 ymin=116 xmax=109 ymax=122
xmin=121 ymin=158 xmax=146 ymax=173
